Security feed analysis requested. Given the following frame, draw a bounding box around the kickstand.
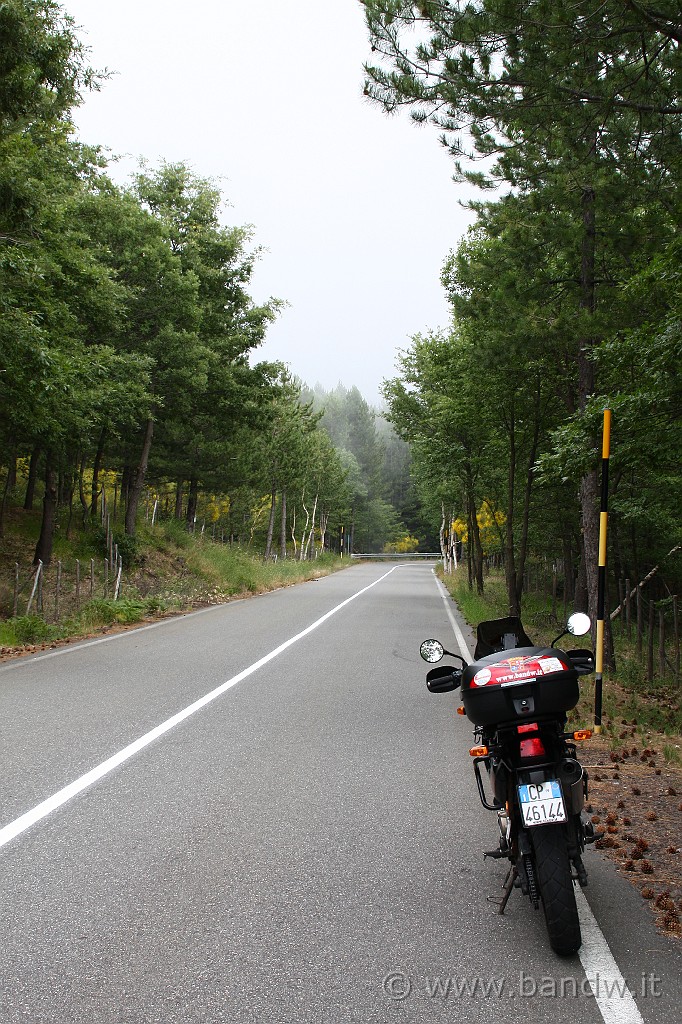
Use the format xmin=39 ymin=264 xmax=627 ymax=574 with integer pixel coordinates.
xmin=487 ymin=865 xmax=517 ymax=915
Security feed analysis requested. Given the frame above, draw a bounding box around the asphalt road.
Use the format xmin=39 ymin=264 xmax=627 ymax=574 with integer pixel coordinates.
xmin=0 ymin=562 xmax=679 ymax=1023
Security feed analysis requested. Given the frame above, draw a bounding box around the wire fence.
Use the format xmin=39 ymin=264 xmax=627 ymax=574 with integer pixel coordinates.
xmin=3 ymin=555 xmax=124 ymax=623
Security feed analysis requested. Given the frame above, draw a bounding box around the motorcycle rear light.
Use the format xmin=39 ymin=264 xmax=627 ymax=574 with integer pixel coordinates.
xmin=519 ymin=737 xmax=546 ymax=758
xmin=457 ymin=706 xmax=466 ymax=715
xmin=517 ymin=723 xmax=539 ymax=733
xmin=573 ymin=729 xmax=592 ymax=741
xmin=469 ymin=745 xmax=489 ymax=757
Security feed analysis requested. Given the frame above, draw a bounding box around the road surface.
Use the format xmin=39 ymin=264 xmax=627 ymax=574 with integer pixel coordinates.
xmin=0 ymin=562 xmax=678 ymax=1022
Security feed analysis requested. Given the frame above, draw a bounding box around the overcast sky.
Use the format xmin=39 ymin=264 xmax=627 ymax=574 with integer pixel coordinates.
xmin=64 ymin=0 xmax=476 ymax=406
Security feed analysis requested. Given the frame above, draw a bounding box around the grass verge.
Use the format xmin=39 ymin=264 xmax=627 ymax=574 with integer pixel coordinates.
xmin=1 ymin=517 xmax=347 ymax=655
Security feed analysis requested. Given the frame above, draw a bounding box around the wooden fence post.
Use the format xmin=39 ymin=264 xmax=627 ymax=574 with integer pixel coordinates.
xmin=618 ymin=579 xmax=625 ymax=636
xmin=75 ymin=559 xmax=81 ymax=611
xmin=55 ymin=560 xmax=62 ymax=620
xmin=636 ymin=588 xmax=643 ymax=660
xmin=26 ymin=560 xmax=42 ymax=615
xmin=659 ymin=608 xmax=666 ymax=679
xmin=104 ymin=558 xmax=109 ymax=599
xmin=90 ymin=558 xmax=94 ymax=598
xmin=647 ymin=601 xmax=655 ymax=682
xmin=13 ymin=562 xmax=19 ymax=617
xmin=625 ymin=578 xmax=631 ymax=639
xmin=673 ymin=595 xmax=680 ymax=686
xmin=113 ymin=556 xmax=123 ymax=600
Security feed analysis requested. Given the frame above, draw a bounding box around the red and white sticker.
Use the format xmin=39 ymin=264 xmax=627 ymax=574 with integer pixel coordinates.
xmin=470 ymin=655 xmax=568 ymax=687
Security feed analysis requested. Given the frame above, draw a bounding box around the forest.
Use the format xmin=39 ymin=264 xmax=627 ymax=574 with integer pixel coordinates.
xmin=2 ymin=1 xmax=681 ymax=653
xmin=0 ymin=0 xmax=421 ymax=611
xmin=364 ymin=0 xmax=682 ymax=639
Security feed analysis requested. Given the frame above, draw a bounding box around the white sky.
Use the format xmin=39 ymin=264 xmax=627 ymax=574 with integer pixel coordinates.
xmin=64 ymin=0 xmax=476 ymax=406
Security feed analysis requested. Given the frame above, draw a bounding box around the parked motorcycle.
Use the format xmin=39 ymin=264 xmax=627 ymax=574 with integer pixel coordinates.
xmin=421 ymin=612 xmax=596 ymax=956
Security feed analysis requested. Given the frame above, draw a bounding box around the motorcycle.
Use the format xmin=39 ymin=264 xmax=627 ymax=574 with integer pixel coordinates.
xmin=420 ymin=611 xmax=596 ymax=956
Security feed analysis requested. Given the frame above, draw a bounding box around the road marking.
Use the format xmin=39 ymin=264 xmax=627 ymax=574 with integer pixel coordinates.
xmin=430 ymin=570 xmax=643 ymax=1024
xmin=0 ymin=566 xmax=398 ymax=851
xmin=432 ymin=571 xmax=473 ymax=659
xmin=577 ymin=888 xmax=644 ymax=1023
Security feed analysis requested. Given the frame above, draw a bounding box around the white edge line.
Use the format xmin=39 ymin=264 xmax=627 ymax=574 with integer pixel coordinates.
xmin=431 ymin=569 xmax=473 ymax=660
xmin=0 ymin=566 xmax=398 ymax=851
xmin=577 ymin=888 xmax=644 ymax=1023
xmin=430 ymin=569 xmax=643 ymax=1024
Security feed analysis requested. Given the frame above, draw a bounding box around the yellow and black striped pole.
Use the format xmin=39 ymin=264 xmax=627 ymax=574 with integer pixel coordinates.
xmin=594 ymin=409 xmax=611 ymax=734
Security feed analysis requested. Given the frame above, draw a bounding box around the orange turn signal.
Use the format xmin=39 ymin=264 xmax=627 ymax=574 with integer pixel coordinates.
xmin=469 ymin=745 xmax=489 ymax=757
xmin=457 ymin=706 xmax=466 ymax=715
xmin=573 ymin=729 xmax=592 ymax=741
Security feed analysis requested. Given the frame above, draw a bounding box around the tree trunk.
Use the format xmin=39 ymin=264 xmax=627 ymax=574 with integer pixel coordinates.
xmin=24 ymin=447 xmax=41 ymax=510
xmin=466 ymin=529 xmax=473 ymax=589
xmin=120 ymin=464 xmax=132 ymax=521
xmin=514 ymin=403 xmax=541 ymax=613
xmin=264 ymin=484 xmax=277 ymax=560
xmin=505 ymin=403 xmax=518 ymax=614
xmin=319 ymin=510 xmax=329 ymax=555
xmin=290 ymin=506 xmax=298 ymax=559
xmin=303 ymin=493 xmax=318 ymax=560
xmin=186 ymin=476 xmax=198 ymax=529
xmin=299 ymin=491 xmax=310 ymax=561
xmin=579 ymin=469 xmax=599 ymax=621
xmin=64 ymin=468 xmax=76 ymax=540
xmin=7 ymin=454 xmax=17 ymax=492
xmin=33 ymin=451 xmax=58 ymax=566
xmin=465 ymin=470 xmax=484 ymax=594
xmin=175 ymin=480 xmax=184 ymax=520
xmin=439 ymin=503 xmax=448 ymax=572
xmin=279 ymin=490 xmax=287 ymax=560
xmin=125 ymin=418 xmax=154 ymax=537
xmin=0 ymin=465 xmax=11 ymax=537
xmin=78 ymin=451 xmax=89 ymax=523
xmin=90 ymin=426 xmax=107 ymax=520
xmin=575 ymin=542 xmax=588 ymax=613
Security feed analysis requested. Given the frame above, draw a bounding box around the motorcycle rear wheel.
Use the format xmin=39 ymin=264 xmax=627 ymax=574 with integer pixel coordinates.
xmin=530 ymin=824 xmax=581 ymax=956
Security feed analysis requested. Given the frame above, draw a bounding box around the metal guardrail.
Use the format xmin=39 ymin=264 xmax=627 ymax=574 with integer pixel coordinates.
xmin=349 ymin=553 xmax=442 ymax=560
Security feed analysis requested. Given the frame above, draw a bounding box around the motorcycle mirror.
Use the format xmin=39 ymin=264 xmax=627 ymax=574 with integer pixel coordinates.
xmin=420 ymin=640 xmax=466 ymax=666
xmin=552 ymin=611 xmax=593 ymax=647
xmin=567 ymin=611 xmax=591 ymax=637
xmin=420 ymin=639 xmax=445 ymax=663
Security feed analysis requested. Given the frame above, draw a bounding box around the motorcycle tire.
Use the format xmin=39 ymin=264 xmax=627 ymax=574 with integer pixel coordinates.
xmin=529 ymin=824 xmax=581 ymax=956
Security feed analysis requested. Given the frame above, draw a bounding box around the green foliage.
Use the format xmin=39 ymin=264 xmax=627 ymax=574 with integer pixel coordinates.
xmin=0 ymin=2 xmax=409 ymax=560
xmin=2 ymin=614 xmax=58 ymax=644
xmin=365 ymin=0 xmax=682 ymax=622
xmin=157 ymin=520 xmax=192 ymax=550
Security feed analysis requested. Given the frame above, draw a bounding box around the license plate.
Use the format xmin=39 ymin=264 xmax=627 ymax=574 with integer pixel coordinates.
xmin=518 ymin=780 xmax=566 ymax=826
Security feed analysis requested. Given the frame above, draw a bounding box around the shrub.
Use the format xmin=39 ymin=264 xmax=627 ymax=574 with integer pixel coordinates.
xmin=9 ymin=616 xmax=59 ymax=644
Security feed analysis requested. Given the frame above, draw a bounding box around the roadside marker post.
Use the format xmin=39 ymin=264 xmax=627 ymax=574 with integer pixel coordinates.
xmin=594 ymin=409 xmax=611 ymax=734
